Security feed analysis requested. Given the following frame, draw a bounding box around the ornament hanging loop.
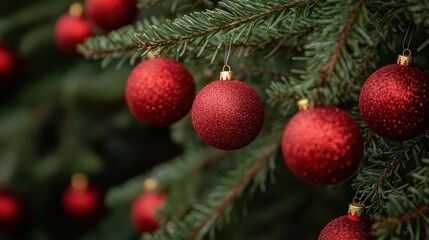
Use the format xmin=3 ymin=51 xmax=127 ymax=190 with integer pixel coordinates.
xmin=220 ymin=65 xmax=234 ymax=80
xmin=398 ymin=21 xmax=415 ymax=66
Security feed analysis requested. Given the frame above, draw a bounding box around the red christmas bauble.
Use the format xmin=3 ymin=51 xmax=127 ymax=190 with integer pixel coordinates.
xmin=319 ymin=215 xmax=374 ymax=240
xmin=0 ymin=45 xmax=17 ymax=82
xmin=0 ymin=192 xmax=22 ymax=229
xmin=131 ymin=192 xmax=165 ymax=233
xmin=62 ymin=187 xmax=101 ymax=220
xmin=359 ymin=63 xmax=429 ymax=141
xmin=54 ymin=13 xmax=93 ymax=54
xmin=282 ymin=107 xmax=364 ymax=185
xmin=125 ymin=58 xmax=195 ymax=127
xmin=85 ymin=0 xmax=138 ymax=31
xmin=192 ymin=79 xmax=264 ymax=150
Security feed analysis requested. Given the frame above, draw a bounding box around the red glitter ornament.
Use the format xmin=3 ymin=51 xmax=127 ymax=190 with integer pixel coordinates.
xmin=131 ymin=191 xmax=165 ymax=233
xmin=0 ymin=192 xmax=22 ymax=229
xmin=54 ymin=4 xmax=93 ymax=54
xmin=282 ymin=104 xmax=364 ymax=185
xmin=359 ymin=54 xmax=429 ymax=141
xmin=319 ymin=201 xmax=374 ymax=240
xmin=191 ymin=66 xmax=264 ymax=150
xmin=0 ymin=44 xmax=17 ymax=82
xmin=125 ymin=57 xmax=195 ymax=127
xmin=62 ymin=174 xmax=102 ymax=220
xmin=85 ymin=0 xmax=138 ymax=32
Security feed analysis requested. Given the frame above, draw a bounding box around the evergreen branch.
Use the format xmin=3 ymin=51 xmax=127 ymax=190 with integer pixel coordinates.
xmin=133 ymin=0 xmax=319 ymax=52
xmin=82 ymin=44 xmax=137 ymax=59
xmin=320 ymin=0 xmax=365 ymax=83
xmin=190 ymin=140 xmax=280 ymax=240
xmin=373 ymin=205 xmax=429 ymax=229
xmin=374 ymin=154 xmax=404 ymax=209
xmin=106 ymin=147 xmax=225 ymax=206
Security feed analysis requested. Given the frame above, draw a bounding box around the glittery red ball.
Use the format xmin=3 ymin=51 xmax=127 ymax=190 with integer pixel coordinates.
xmin=359 ymin=64 xmax=429 ymax=141
xmin=0 ymin=192 xmax=22 ymax=228
xmin=282 ymin=107 xmax=364 ymax=185
xmin=191 ymin=80 xmax=264 ymax=150
xmin=85 ymin=0 xmax=138 ymax=31
xmin=62 ymin=187 xmax=101 ymax=220
xmin=131 ymin=192 xmax=165 ymax=233
xmin=319 ymin=215 xmax=374 ymax=240
xmin=54 ymin=14 xmax=93 ymax=54
xmin=125 ymin=58 xmax=195 ymax=126
xmin=0 ymin=45 xmax=17 ymax=82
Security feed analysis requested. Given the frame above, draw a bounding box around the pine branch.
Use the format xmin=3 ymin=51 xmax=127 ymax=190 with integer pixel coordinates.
xmin=320 ymin=0 xmax=365 ymax=83
xmin=138 ymin=0 xmax=162 ymax=9
xmin=106 ymin=147 xmax=226 ymax=206
xmin=373 ymin=205 xmax=429 ymax=229
xmin=133 ymin=0 xmax=319 ymax=54
xmin=190 ymin=140 xmax=279 ymax=240
xmin=374 ymin=154 xmax=404 ymax=209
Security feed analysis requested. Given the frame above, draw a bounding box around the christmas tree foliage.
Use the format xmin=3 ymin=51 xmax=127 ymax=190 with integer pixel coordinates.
xmin=1 ymin=0 xmax=429 ymax=239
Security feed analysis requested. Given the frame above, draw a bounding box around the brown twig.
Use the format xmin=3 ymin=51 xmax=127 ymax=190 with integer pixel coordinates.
xmin=374 ymin=155 xmax=404 ymax=207
xmin=372 ymin=204 xmax=429 ymax=230
xmin=190 ymin=140 xmax=280 ymax=240
xmin=320 ymin=0 xmax=365 ymax=83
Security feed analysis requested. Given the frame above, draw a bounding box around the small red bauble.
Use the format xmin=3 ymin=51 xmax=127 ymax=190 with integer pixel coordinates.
xmin=54 ymin=12 xmax=92 ymax=54
xmin=192 ymin=76 xmax=264 ymax=150
xmin=319 ymin=204 xmax=374 ymax=240
xmin=85 ymin=0 xmax=138 ymax=31
xmin=282 ymin=106 xmax=364 ymax=185
xmin=0 ymin=192 xmax=22 ymax=229
xmin=125 ymin=57 xmax=195 ymax=127
xmin=359 ymin=61 xmax=429 ymax=141
xmin=131 ymin=192 xmax=165 ymax=233
xmin=0 ymin=45 xmax=17 ymax=82
xmin=62 ymin=174 xmax=101 ymax=220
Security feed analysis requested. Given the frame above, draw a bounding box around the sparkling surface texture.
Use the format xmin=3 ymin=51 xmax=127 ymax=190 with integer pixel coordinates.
xmin=282 ymin=107 xmax=364 ymax=185
xmin=125 ymin=58 xmax=195 ymax=127
xmin=85 ymin=0 xmax=138 ymax=31
xmin=131 ymin=192 xmax=165 ymax=233
xmin=318 ymin=215 xmax=374 ymax=240
xmin=0 ymin=45 xmax=16 ymax=81
xmin=191 ymin=80 xmax=264 ymax=150
xmin=54 ymin=14 xmax=92 ymax=54
xmin=359 ymin=64 xmax=429 ymax=141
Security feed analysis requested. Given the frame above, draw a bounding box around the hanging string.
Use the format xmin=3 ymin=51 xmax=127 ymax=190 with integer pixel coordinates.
xmin=402 ymin=21 xmax=415 ymax=53
xmin=224 ymin=36 xmax=233 ymax=66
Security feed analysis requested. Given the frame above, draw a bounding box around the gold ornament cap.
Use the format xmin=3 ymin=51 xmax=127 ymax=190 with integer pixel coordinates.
xmin=348 ymin=198 xmax=365 ymax=217
xmin=71 ymin=173 xmax=89 ymax=191
xmin=69 ymin=3 xmax=84 ymax=17
xmin=220 ymin=65 xmax=234 ymax=80
xmin=397 ymin=49 xmax=413 ymax=66
xmin=143 ymin=178 xmax=158 ymax=192
xmin=297 ymin=98 xmax=310 ymax=111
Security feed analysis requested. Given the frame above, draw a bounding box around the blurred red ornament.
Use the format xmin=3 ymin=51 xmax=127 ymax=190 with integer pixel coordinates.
xmin=0 ymin=44 xmax=17 ymax=82
xmin=131 ymin=191 xmax=165 ymax=233
xmin=126 ymin=57 xmax=195 ymax=127
xmin=192 ymin=66 xmax=264 ymax=150
xmin=0 ymin=192 xmax=22 ymax=229
xmin=319 ymin=201 xmax=374 ymax=240
xmin=359 ymin=53 xmax=429 ymax=141
xmin=85 ymin=0 xmax=138 ymax=31
xmin=62 ymin=174 xmax=102 ymax=220
xmin=54 ymin=4 xmax=93 ymax=54
xmin=282 ymin=103 xmax=364 ymax=185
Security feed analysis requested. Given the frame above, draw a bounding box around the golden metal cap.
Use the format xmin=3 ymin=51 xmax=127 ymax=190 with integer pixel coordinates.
xmin=144 ymin=178 xmax=158 ymax=192
xmin=69 ymin=3 xmax=83 ymax=17
xmin=71 ymin=173 xmax=89 ymax=191
xmin=348 ymin=198 xmax=365 ymax=217
xmin=297 ymin=99 xmax=310 ymax=111
xmin=220 ymin=65 xmax=234 ymax=80
xmin=397 ymin=49 xmax=413 ymax=66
